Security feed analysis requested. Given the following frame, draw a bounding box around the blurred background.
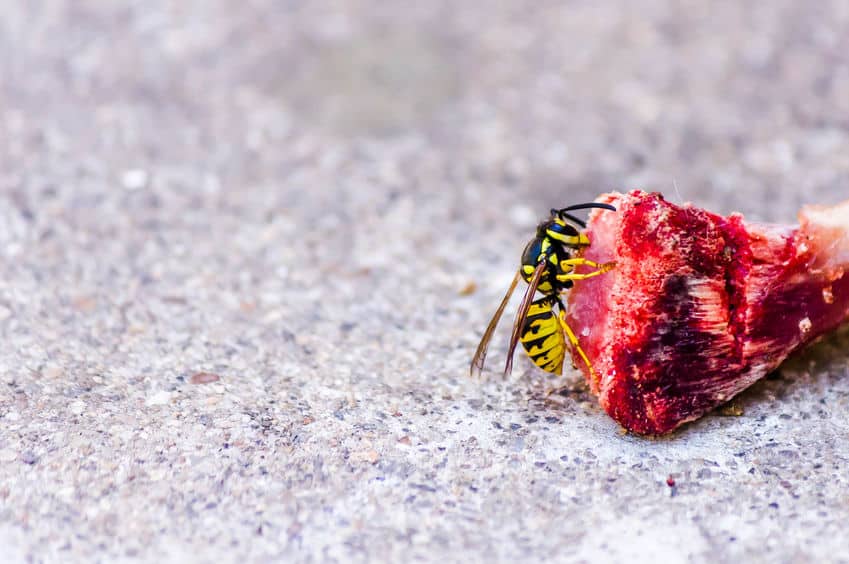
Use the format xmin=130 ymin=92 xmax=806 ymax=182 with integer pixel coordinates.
xmin=2 ymin=1 xmax=849 ymax=561
xmin=4 ymin=1 xmax=849 ymax=215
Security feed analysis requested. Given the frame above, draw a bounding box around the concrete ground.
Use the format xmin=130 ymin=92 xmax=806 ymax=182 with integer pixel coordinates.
xmin=2 ymin=1 xmax=849 ymax=562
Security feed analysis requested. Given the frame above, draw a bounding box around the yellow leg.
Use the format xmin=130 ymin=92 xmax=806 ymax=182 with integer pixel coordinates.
xmin=559 ymin=258 xmax=615 ymax=272
xmin=557 ymin=310 xmax=595 ymax=379
xmin=555 ymin=259 xmax=616 ymax=283
xmin=546 ymin=310 xmax=596 ymax=398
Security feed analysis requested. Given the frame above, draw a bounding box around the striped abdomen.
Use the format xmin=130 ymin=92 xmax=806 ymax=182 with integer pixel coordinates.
xmin=520 ymin=299 xmax=565 ymax=374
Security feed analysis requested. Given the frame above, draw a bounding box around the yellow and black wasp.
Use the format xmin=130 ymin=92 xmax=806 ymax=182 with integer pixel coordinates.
xmin=470 ymin=202 xmax=617 ymax=379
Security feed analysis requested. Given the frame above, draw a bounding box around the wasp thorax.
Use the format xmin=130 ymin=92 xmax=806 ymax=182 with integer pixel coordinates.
xmin=521 ymin=236 xmax=546 ymax=269
xmin=520 ymin=236 xmax=574 ymax=294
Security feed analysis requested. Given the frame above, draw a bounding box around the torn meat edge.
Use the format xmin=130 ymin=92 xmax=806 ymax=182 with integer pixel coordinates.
xmin=565 ymin=190 xmax=849 ymax=435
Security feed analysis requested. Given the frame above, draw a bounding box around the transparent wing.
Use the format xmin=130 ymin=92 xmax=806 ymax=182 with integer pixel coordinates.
xmin=504 ymin=261 xmax=546 ymax=377
xmin=469 ymin=271 xmax=521 ymax=377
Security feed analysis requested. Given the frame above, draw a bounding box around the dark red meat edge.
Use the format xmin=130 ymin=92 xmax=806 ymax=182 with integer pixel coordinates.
xmin=566 ymin=190 xmax=849 ymax=435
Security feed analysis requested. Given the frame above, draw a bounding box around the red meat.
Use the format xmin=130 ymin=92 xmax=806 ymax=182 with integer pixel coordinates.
xmin=566 ymin=190 xmax=849 ymax=434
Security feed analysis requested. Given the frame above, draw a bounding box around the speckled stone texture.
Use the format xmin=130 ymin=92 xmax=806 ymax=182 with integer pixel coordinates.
xmin=1 ymin=1 xmax=849 ymax=562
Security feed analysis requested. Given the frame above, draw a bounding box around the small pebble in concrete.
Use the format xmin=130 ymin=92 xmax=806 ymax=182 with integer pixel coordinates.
xmin=190 ymin=372 xmax=221 ymax=384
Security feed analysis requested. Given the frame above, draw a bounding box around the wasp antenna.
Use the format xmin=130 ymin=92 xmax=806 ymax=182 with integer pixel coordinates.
xmin=558 ymin=202 xmax=617 ymax=214
xmin=559 ymin=212 xmax=587 ymax=228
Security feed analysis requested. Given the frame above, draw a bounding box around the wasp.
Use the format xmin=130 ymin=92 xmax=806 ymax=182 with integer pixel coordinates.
xmin=470 ymin=202 xmax=617 ymax=379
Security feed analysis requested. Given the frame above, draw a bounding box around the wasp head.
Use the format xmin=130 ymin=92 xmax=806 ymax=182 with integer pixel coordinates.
xmin=519 ymin=202 xmax=616 ymax=294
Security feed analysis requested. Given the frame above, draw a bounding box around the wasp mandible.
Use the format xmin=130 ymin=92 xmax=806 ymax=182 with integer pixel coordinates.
xmin=470 ymin=202 xmax=617 ymax=378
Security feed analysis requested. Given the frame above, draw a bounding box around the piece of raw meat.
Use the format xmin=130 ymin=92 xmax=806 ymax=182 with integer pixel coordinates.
xmin=566 ymin=190 xmax=849 ymax=435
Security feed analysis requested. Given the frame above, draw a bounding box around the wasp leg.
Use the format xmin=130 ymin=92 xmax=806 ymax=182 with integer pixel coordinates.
xmin=555 ymin=259 xmax=616 ymax=282
xmin=560 ymin=257 xmax=615 ymax=271
xmin=557 ymin=311 xmax=594 ymax=376
xmin=545 ymin=308 xmax=596 ymax=398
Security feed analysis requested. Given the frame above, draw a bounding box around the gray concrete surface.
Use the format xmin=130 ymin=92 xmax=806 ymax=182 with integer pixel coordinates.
xmin=2 ymin=1 xmax=849 ymax=562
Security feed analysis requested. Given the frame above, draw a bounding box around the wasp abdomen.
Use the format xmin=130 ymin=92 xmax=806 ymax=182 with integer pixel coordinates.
xmin=520 ymin=299 xmax=566 ymax=374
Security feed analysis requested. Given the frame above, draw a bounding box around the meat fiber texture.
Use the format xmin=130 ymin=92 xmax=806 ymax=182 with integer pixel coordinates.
xmin=567 ymin=190 xmax=849 ymax=435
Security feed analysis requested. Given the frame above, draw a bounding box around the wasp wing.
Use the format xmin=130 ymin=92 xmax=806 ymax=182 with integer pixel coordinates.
xmin=504 ymin=261 xmax=546 ymax=377
xmin=469 ymin=271 xmax=521 ymax=377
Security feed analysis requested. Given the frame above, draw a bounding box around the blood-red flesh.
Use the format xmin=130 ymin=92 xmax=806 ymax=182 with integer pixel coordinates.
xmin=567 ymin=190 xmax=849 ymax=435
